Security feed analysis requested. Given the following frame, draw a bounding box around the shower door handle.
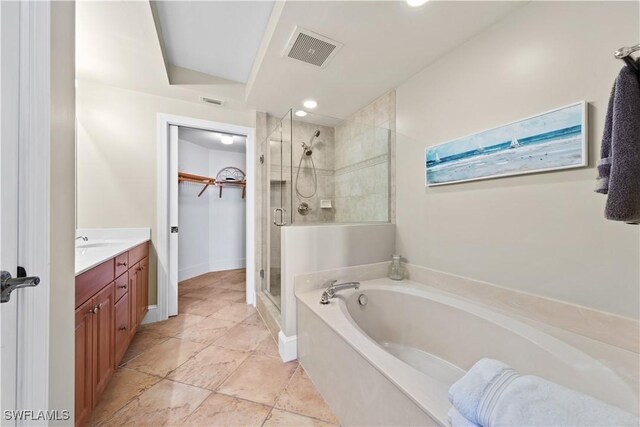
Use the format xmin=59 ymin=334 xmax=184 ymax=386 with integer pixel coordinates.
xmin=273 ymin=208 xmax=287 ymax=226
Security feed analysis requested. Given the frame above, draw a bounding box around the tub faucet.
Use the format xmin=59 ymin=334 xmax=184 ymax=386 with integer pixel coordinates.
xmin=75 ymin=236 xmax=88 ymax=242
xmin=320 ymin=280 xmax=360 ymax=305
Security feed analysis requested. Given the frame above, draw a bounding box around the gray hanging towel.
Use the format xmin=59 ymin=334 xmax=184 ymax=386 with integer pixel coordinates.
xmin=596 ymin=61 xmax=640 ymax=224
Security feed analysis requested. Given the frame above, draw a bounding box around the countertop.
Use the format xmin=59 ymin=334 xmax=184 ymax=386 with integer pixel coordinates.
xmin=75 ymin=228 xmax=151 ymax=276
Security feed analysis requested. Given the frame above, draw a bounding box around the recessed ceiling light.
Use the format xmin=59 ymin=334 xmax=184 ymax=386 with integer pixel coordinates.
xmin=406 ymin=0 xmax=428 ymax=6
xmin=220 ymin=135 xmax=234 ymax=145
xmin=295 ymin=110 xmax=307 ymax=117
xmin=303 ymin=99 xmax=317 ymax=109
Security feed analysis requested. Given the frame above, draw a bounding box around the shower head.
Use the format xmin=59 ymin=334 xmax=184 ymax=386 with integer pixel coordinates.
xmin=302 ymin=130 xmax=321 ymax=156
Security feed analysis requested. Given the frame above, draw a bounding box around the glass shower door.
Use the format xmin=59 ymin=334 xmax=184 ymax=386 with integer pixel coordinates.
xmin=262 ymin=110 xmax=292 ymax=310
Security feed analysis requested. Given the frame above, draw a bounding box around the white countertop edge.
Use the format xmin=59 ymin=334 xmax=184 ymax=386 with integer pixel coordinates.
xmin=75 ymin=228 xmax=151 ymax=276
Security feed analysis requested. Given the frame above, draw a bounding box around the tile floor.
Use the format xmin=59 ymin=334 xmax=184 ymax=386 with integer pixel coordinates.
xmin=87 ymin=269 xmax=338 ymax=427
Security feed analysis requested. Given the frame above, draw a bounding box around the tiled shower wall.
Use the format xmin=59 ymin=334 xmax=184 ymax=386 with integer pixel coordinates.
xmin=266 ymin=116 xmax=336 ymax=225
xmin=334 ymin=91 xmax=395 ymax=222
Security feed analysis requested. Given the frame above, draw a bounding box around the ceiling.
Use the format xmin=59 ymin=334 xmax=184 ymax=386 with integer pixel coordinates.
xmin=154 ymin=1 xmax=275 ymax=83
xmin=179 ymin=127 xmax=247 ymax=153
xmin=246 ymin=1 xmax=525 ymax=119
xmin=76 ymin=1 xmax=250 ymax=112
xmin=77 ymin=1 xmax=526 ymax=121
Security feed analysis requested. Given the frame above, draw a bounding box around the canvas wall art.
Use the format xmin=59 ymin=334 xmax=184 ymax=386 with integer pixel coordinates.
xmin=425 ymin=102 xmax=587 ymax=186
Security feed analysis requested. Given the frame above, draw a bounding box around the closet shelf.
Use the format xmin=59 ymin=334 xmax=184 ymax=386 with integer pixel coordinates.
xmin=178 ymin=172 xmax=216 ymax=197
xmin=178 ymin=169 xmax=246 ymax=199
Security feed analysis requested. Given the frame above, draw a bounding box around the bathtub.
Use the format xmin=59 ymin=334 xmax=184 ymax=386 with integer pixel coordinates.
xmin=296 ymin=278 xmax=639 ymax=426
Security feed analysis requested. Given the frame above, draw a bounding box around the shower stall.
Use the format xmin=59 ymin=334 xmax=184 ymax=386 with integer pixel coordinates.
xmin=260 ymin=104 xmax=394 ymax=311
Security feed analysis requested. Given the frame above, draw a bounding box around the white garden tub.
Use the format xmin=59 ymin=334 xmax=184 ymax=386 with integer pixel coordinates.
xmin=296 ymin=278 xmax=639 ymax=426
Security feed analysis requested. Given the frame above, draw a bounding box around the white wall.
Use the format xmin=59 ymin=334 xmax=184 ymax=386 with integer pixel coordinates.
xmin=177 ymin=137 xmax=246 ymax=281
xmin=76 ymin=79 xmax=255 ymax=302
xmin=209 ymin=150 xmax=247 ymax=272
xmin=178 ymin=139 xmax=211 ymax=280
xmin=395 ymin=1 xmax=639 ymax=319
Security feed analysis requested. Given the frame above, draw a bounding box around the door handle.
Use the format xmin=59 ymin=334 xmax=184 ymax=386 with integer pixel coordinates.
xmin=1 ymin=270 xmax=40 ymax=303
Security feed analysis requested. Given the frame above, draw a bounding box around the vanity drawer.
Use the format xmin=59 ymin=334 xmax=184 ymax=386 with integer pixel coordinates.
xmin=75 ymin=259 xmax=115 ymax=309
xmin=114 ymin=295 xmax=130 ymax=364
xmin=114 ymin=271 xmax=129 ymax=302
xmin=128 ymin=242 xmax=149 ymax=267
xmin=115 ymin=252 xmax=129 ymax=278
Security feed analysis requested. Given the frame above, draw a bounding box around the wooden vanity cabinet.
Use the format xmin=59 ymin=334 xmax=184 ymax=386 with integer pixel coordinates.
xmin=75 ymin=241 xmax=149 ymax=427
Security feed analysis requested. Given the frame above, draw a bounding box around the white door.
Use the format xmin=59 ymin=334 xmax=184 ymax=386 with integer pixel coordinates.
xmin=1 ymin=3 xmax=47 ymax=423
xmin=0 ymin=1 xmax=21 ymax=418
xmin=168 ymin=125 xmax=179 ymax=316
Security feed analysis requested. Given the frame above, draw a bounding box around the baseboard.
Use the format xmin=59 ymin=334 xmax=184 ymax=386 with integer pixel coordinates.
xmin=209 ymin=258 xmax=246 ymax=272
xmin=179 ymin=263 xmax=210 ymax=282
xmin=278 ymin=331 xmax=297 ymax=362
xmin=141 ymin=305 xmax=160 ymax=325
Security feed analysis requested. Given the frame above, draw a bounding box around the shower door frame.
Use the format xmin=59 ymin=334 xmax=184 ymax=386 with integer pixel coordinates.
xmin=261 ymin=111 xmax=293 ymax=310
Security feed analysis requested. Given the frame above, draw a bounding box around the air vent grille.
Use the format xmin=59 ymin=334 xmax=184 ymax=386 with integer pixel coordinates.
xmin=284 ymin=27 xmax=342 ymax=68
xmin=200 ymin=96 xmax=223 ymax=106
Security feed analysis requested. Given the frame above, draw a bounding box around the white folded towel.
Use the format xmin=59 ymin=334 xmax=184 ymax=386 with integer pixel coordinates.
xmin=449 ymin=358 xmax=639 ymax=427
xmin=448 ymin=407 xmax=480 ymax=427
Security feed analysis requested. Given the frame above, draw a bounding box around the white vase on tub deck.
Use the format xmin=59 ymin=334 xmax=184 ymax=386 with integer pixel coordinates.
xmin=296 ymin=278 xmax=638 ymax=426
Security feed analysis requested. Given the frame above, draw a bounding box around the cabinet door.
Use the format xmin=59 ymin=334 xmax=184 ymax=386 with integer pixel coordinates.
xmin=93 ymin=282 xmax=115 ymax=400
xmin=75 ymin=299 xmax=94 ymax=426
xmin=128 ymin=264 xmax=138 ymax=341
xmin=137 ymin=257 xmax=148 ymax=324
xmin=114 ymin=294 xmax=130 ymax=365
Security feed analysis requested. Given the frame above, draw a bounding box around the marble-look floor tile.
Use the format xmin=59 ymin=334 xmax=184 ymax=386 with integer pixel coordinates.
xmin=263 ymin=409 xmax=337 ymax=427
xmin=213 ymin=322 xmax=270 ymax=352
xmin=255 ymin=335 xmax=279 ymax=358
xmin=181 ymin=286 xmax=226 ymax=300
xmin=86 ymin=368 xmax=160 ymax=426
xmin=183 ymin=298 xmax=231 ymax=317
xmin=242 ymin=312 xmax=264 ymax=326
xmin=140 ymin=314 xmax=207 ymax=338
xmin=102 ymin=380 xmax=210 ymax=427
xmin=120 ymin=331 xmax=168 ymax=365
xmin=183 ymin=392 xmax=271 ymax=426
xmin=125 ymin=337 xmax=207 ymax=377
xmin=167 ymin=345 xmax=250 ymax=390
xmin=210 ymin=302 xmax=256 ymax=323
xmin=275 ymin=366 xmax=339 ymax=423
xmin=216 ymin=289 xmax=246 ymax=301
xmin=178 ymin=296 xmax=202 ymax=314
xmin=217 ymin=354 xmax=297 ymax=406
xmin=174 ymin=316 xmax=237 ymax=345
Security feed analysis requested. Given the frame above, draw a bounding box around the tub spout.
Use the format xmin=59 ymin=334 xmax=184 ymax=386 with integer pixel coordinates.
xmin=320 ymin=280 xmax=360 ymax=305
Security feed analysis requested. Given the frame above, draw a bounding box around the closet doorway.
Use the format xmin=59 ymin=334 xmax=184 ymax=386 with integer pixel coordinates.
xmin=177 ymin=127 xmax=247 ymax=312
xmin=157 ymin=114 xmax=255 ymax=322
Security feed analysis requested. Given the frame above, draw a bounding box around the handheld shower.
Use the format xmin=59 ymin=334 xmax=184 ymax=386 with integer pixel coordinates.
xmin=296 ymin=129 xmax=322 ymax=201
xmin=302 ymin=130 xmax=321 ymax=156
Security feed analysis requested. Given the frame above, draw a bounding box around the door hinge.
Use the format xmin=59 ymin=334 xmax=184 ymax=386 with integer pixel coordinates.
xmin=170 ymin=226 xmax=179 ymax=233
xmin=259 ymin=154 xmax=264 ymax=164
xmin=259 ymin=269 xmax=264 ymax=279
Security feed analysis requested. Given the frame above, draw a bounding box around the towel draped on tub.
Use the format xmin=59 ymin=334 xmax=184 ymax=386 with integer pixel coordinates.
xmin=448 ymin=358 xmax=639 ymax=427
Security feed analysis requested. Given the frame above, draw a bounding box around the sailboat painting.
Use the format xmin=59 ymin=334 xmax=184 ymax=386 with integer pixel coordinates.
xmin=425 ymin=102 xmax=587 ymax=186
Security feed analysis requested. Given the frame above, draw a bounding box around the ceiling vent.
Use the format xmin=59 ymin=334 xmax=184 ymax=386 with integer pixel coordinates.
xmin=283 ymin=27 xmax=342 ymax=68
xmin=200 ymin=96 xmax=224 ymax=106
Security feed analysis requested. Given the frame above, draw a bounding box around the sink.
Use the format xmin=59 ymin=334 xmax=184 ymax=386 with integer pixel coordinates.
xmin=76 ymin=242 xmax=112 ymax=249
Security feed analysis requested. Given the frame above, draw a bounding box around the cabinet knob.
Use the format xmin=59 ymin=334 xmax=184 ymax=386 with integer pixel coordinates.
xmin=90 ymin=306 xmax=98 ymax=314
xmin=117 ymin=284 xmax=127 ymax=289
xmin=97 ymin=303 xmax=103 ymax=310
xmin=117 ymin=262 xmax=127 ymax=267
xmin=118 ymin=326 xmax=127 ymax=331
